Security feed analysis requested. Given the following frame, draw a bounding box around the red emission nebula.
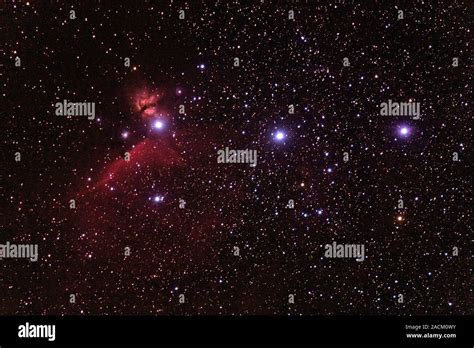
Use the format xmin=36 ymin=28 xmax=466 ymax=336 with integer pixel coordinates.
xmin=60 ymin=88 xmax=250 ymax=314
xmin=3 ymin=1 xmax=469 ymax=317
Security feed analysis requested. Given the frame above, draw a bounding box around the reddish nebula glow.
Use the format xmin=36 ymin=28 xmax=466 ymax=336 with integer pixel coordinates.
xmin=133 ymin=89 xmax=161 ymax=118
xmin=93 ymin=138 xmax=185 ymax=188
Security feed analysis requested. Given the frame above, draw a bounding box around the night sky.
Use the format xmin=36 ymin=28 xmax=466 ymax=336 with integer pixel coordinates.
xmin=2 ymin=1 xmax=471 ymax=315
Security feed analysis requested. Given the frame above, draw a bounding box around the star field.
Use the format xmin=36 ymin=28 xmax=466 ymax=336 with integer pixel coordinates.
xmin=2 ymin=1 xmax=471 ymax=315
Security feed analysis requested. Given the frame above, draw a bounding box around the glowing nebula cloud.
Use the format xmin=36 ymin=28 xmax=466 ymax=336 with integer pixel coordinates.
xmin=133 ymin=89 xmax=161 ymax=118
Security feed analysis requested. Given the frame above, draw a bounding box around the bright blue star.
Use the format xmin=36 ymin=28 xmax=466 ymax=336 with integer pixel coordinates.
xmin=153 ymin=120 xmax=164 ymax=130
xmin=397 ymin=125 xmax=411 ymax=137
xmin=274 ymin=130 xmax=286 ymax=141
xmin=152 ymin=195 xmax=164 ymax=203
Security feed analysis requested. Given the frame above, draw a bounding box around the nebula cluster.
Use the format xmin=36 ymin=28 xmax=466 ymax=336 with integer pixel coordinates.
xmin=2 ymin=1 xmax=471 ymax=315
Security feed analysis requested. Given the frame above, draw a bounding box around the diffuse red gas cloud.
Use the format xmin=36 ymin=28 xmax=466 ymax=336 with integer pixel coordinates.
xmin=87 ymin=86 xmax=179 ymax=190
xmin=55 ymin=84 xmax=250 ymax=313
xmin=132 ymin=88 xmax=162 ymax=118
